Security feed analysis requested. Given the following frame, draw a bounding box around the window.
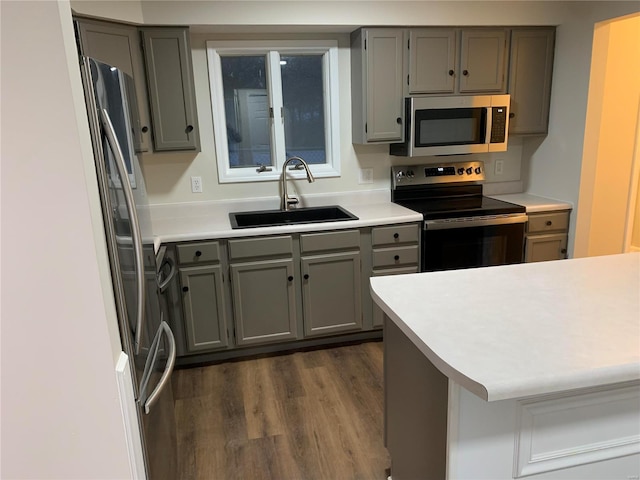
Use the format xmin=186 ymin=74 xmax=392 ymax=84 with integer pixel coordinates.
xmin=206 ymin=40 xmax=340 ymax=183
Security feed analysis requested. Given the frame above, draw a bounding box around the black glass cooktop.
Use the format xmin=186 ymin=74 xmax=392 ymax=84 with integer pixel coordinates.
xmin=392 ymin=184 xmax=525 ymax=220
xmin=395 ymin=195 xmax=525 ymax=220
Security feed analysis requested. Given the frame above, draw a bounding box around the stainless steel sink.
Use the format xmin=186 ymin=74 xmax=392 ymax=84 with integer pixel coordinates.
xmin=229 ymin=205 xmax=358 ymax=229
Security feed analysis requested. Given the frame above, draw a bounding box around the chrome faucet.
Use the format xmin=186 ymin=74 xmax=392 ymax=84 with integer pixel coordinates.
xmin=281 ymin=156 xmax=315 ymax=211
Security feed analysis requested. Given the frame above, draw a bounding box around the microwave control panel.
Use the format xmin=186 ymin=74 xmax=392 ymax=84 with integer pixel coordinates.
xmin=490 ymin=106 xmax=508 ymax=143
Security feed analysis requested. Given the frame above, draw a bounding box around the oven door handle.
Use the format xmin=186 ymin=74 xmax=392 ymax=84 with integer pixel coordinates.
xmin=424 ymin=213 xmax=528 ymax=230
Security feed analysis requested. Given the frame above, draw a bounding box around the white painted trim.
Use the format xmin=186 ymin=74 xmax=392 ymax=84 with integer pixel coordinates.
xmin=514 ymin=383 xmax=640 ymax=478
xmin=115 ymin=352 xmax=147 ymax=480
xmin=623 ymin=98 xmax=640 ymax=252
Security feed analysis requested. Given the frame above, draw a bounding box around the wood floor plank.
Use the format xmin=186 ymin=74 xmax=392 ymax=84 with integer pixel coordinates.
xmin=173 ymin=340 xmax=389 ymax=479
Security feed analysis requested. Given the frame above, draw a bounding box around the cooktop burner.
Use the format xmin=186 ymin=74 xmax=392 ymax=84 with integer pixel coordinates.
xmin=391 ymin=161 xmax=526 ymax=220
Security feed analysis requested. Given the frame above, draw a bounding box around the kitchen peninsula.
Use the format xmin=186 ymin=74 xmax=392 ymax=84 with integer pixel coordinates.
xmin=371 ymin=253 xmax=640 ymax=480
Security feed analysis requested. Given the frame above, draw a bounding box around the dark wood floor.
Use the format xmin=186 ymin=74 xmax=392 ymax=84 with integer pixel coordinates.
xmin=172 ymin=340 xmax=389 ymax=480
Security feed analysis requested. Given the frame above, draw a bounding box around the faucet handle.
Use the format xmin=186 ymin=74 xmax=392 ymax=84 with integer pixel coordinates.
xmin=286 ymin=197 xmax=299 ymax=209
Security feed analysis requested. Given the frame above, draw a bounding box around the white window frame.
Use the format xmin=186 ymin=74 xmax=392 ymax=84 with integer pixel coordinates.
xmin=206 ymin=40 xmax=340 ymax=183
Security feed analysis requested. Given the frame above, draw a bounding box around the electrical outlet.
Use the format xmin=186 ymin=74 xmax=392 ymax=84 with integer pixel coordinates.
xmin=494 ymin=160 xmax=504 ymax=175
xmin=191 ymin=176 xmax=203 ymax=193
xmin=359 ymin=168 xmax=374 ymax=184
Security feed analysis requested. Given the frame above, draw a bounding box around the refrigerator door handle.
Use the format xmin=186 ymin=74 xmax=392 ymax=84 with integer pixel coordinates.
xmin=99 ymin=108 xmax=146 ymax=355
xmin=157 ymin=256 xmax=177 ymax=293
xmin=143 ymin=321 xmax=176 ymax=415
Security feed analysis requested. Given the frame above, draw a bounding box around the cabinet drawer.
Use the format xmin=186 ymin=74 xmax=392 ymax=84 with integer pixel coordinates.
xmin=300 ymin=230 xmax=360 ymax=253
xmin=527 ymin=211 xmax=570 ymax=233
xmin=228 ymin=235 xmax=293 ymax=260
xmin=372 ymin=224 xmax=420 ymax=246
xmin=176 ymin=241 xmax=220 ymax=264
xmin=372 ymin=245 xmax=419 ymax=268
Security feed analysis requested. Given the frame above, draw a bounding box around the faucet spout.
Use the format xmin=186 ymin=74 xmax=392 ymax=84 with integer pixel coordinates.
xmin=281 ymin=156 xmax=315 ymax=211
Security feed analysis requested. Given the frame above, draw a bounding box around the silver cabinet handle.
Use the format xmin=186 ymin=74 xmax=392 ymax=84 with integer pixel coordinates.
xmin=143 ymin=321 xmax=176 ymax=415
xmin=100 ymin=108 xmax=145 ymax=355
xmin=157 ymin=256 xmax=176 ymax=293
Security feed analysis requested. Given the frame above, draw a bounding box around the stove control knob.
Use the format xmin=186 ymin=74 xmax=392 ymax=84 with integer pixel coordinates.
xmin=457 ymin=167 xmax=465 ymax=175
xmin=396 ymin=171 xmax=405 ymax=180
xmin=466 ymin=167 xmax=473 ymax=175
xmin=407 ymin=169 xmax=415 ymax=178
xmin=474 ymin=167 xmax=482 ymax=175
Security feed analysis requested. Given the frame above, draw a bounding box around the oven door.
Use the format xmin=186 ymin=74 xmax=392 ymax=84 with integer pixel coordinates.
xmin=422 ymin=215 xmax=527 ymax=272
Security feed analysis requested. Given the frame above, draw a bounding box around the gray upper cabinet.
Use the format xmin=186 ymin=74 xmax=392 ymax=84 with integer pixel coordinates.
xmin=408 ymin=28 xmax=508 ymax=95
xmin=507 ymin=28 xmax=555 ymax=135
xmin=351 ymin=28 xmax=405 ymax=144
xmin=75 ymin=18 xmax=152 ymax=152
xmin=300 ymin=230 xmax=362 ymax=337
xmin=408 ymin=29 xmax=457 ymax=94
xmin=141 ymin=27 xmax=200 ymax=151
xmin=459 ymin=29 xmax=508 ymax=93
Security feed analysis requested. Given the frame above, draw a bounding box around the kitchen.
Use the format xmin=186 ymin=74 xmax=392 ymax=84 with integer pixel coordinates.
xmin=2 ymin=1 xmax=639 ymax=479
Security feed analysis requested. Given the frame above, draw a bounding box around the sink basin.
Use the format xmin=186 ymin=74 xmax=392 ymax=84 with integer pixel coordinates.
xmin=229 ymin=205 xmax=358 ymax=229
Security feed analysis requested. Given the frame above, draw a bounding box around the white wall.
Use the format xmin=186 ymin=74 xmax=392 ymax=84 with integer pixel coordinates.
xmin=1 ymin=1 xmax=132 ymax=478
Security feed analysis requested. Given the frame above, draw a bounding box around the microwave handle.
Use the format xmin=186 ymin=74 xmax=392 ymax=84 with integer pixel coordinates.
xmin=484 ymin=107 xmax=492 ymax=145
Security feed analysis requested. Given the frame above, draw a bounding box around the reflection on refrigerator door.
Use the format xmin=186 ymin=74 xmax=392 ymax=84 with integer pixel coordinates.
xmin=79 ymin=55 xmax=177 ymax=479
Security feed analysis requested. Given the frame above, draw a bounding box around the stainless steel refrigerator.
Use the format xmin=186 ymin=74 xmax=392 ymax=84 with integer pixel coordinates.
xmin=80 ymin=56 xmax=178 ymax=479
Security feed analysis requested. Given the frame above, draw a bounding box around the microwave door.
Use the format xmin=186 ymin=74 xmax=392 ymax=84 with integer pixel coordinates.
xmin=412 ymin=106 xmax=489 ymax=156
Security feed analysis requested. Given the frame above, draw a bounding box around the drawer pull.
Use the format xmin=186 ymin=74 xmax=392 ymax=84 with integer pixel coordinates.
xmin=195 ymin=250 xmax=202 ymax=257
xmin=304 ymin=274 xmax=309 ymax=280
xmin=394 ymin=255 xmax=400 ymax=261
xmin=182 ymin=286 xmax=189 ymax=293
xmin=393 ymin=233 xmax=399 ymax=239
xmin=546 ymin=221 xmax=553 ymax=226
xmin=287 ymin=276 xmax=294 ymax=282
xmin=561 ymin=248 xmax=567 ymax=254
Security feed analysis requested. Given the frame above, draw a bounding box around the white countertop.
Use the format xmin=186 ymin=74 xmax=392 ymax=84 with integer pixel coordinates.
xmin=489 ymin=193 xmax=573 ymax=213
xmin=151 ymin=200 xmax=422 ymax=244
xmin=370 ymin=253 xmax=640 ymax=402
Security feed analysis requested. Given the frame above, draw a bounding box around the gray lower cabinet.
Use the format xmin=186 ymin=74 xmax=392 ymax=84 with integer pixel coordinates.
xmin=75 ymin=18 xmax=152 ymax=152
xmin=508 ymin=28 xmax=555 ymax=135
xmin=228 ymin=236 xmax=298 ymax=346
xmin=300 ymin=230 xmax=363 ymax=336
xmin=179 ymin=264 xmax=229 ymax=351
xmin=176 ymin=241 xmax=229 ymax=353
xmin=525 ymin=210 xmax=570 ymax=262
xmin=141 ymin=27 xmax=199 ymax=151
xmin=369 ymin=223 xmax=421 ymax=328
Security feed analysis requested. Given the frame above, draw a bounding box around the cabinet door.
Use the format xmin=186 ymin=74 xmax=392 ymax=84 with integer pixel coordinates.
xmin=508 ymin=28 xmax=555 ymax=135
xmin=75 ymin=19 xmax=152 ymax=152
xmin=179 ymin=265 xmax=229 ymax=352
xmin=459 ymin=29 xmax=507 ymax=93
xmin=302 ymin=252 xmax=362 ymax=337
xmin=525 ymin=233 xmax=568 ymax=263
xmin=141 ymin=27 xmax=199 ymax=151
xmin=409 ymin=29 xmax=457 ymax=94
xmin=365 ymin=28 xmax=405 ymax=142
xmin=230 ymin=259 xmax=298 ymax=346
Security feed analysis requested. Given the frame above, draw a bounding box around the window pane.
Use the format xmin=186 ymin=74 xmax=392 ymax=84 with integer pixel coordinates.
xmin=220 ymin=56 xmax=272 ymax=168
xmin=281 ymin=55 xmax=326 ymax=165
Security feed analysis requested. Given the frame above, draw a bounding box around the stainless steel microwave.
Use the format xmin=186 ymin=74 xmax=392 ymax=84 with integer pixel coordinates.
xmin=390 ymin=94 xmax=510 ymax=157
